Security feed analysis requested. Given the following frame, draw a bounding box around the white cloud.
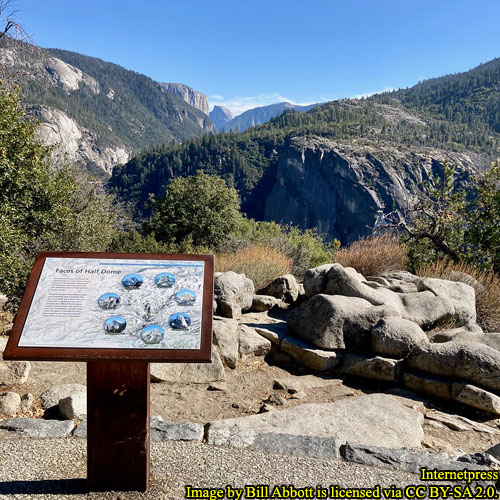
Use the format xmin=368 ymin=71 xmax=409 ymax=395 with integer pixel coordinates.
xmin=208 ymin=94 xmax=224 ymax=101
xmin=208 ymin=93 xmax=318 ymax=117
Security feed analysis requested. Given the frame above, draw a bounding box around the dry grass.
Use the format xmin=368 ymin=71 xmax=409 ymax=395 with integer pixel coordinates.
xmin=417 ymin=260 xmax=500 ymax=333
xmin=216 ymin=245 xmax=293 ymax=291
xmin=335 ymin=234 xmax=409 ymax=277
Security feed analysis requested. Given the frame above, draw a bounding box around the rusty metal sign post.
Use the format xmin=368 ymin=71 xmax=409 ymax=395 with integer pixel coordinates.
xmin=4 ymin=251 xmax=214 ymax=492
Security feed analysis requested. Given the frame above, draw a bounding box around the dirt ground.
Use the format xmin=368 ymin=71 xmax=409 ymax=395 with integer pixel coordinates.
xmin=1 ymin=310 xmax=500 ymax=458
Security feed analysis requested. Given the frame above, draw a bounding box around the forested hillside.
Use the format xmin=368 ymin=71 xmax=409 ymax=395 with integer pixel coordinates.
xmin=0 ymin=39 xmax=214 ymax=173
xmin=109 ymin=57 xmax=500 ymax=223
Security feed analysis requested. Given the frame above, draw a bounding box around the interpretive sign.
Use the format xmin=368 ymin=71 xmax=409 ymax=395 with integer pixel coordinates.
xmin=4 ymin=251 xmax=214 ymax=362
xmin=4 ymin=251 xmax=214 ymax=492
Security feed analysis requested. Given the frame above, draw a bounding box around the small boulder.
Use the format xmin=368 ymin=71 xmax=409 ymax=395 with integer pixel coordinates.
xmin=59 ymin=392 xmax=87 ymax=420
xmin=372 ymin=316 xmax=428 ymax=358
xmin=341 ymin=443 xmax=488 ymax=475
xmin=214 ymin=271 xmax=255 ymax=319
xmin=40 ymin=383 xmax=86 ymax=410
xmin=150 ymin=416 xmax=204 ymax=442
xmin=0 ymin=418 xmax=74 ymax=437
xmin=303 ymin=264 xmax=335 ymax=297
xmin=0 ymin=361 xmax=31 ymax=386
xmin=259 ymin=275 xmax=299 ymax=304
xmin=250 ymin=295 xmax=279 ymax=312
xmin=339 ymin=353 xmax=399 ymax=382
xmin=212 ymin=317 xmax=239 ymax=369
xmin=238 ymin=325 xmax=271 ymax=360
xmin=281 ymin=337 xmax=341 ymax=372
xmin=452 ymin=383 xmax=500 ymax=415
xmin=0 ymin=391 xmax=21 ymax=417
xmin=253 ymin=323 xmax=289 ymax=346
xmin=20 ymin=393 xmax=34 ymax=412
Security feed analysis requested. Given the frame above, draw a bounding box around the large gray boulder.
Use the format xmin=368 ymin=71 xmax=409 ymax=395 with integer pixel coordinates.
xmin=214 ymin=271 xmax=255 ymax=319
xmin=207 ymin=394 xmax=424 ymax=450
xmin=259 ymin=274 xmax=299 ymax=303
xmin=405 ymin=342 xmax=500 ymax=393
xmin=372 ymin=316 xmax=428 ymax=358
xmin=416 ymin=277 xmax=476 ymax=326
xmin=212 ymin=317 xmax=239 ymax=369
xmin=150 ymin=350 xmax=225 ymax=383
xmin=302 ymin=263 xmax=456 ymax=328
xmin=287 ymin=294 xmax=399 ymax=350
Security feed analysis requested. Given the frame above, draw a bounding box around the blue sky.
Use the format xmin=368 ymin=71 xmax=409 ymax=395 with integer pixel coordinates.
xmin=13 ymin=0 xmax=500 ymax=116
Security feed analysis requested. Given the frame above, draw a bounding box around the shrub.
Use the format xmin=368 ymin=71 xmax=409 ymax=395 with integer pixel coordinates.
xmin=417 ymin=260 xmax=500 ymax=333
xmin=226 ymin=219 xmax=338 ymax=279
xmin=215 ymin=245 xmax=293 ymax=291
xmin=335 ymin=234 xmax=408 ymax=276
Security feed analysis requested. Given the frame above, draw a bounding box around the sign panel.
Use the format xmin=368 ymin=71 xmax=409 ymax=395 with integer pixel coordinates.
xmin=3 ymin=252 xmax=214 ymax=362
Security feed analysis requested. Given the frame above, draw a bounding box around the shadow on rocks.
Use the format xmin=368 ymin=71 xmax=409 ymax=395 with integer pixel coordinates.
xmin=0 ymin=478 xmax=87 ymax=495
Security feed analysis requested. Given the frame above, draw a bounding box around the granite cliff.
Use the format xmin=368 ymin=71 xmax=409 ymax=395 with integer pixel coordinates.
xmin=264 ymin=137 xmax=488 ymax=243
xmin=160 ymin=83 xmax=210 ymax=115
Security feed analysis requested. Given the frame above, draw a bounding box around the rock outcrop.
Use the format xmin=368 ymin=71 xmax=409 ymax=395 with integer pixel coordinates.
xmin=160 ymin=83 xmax=210 ymax=115
xmin=206 ymin=394 xmax=424 ymax=451
xmin=31 ymin=106 xmax=131 ymax=174
xmin=264 ymin=136 xmax=486 ymax=243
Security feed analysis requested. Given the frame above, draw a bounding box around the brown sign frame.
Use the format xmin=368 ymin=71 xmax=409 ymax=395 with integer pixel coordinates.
xmin=3 ymin=251 xmax=214 ymax=363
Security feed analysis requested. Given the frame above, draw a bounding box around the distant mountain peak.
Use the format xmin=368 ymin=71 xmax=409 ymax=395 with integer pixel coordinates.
xmin=212 ymin=101 xmax=317 ymax=132
xmin=209 ymin=105 xmax=234 ymax=130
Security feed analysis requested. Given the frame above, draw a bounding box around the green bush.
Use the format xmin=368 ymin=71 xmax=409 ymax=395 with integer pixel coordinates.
xmin=145 ymin=171 xmax=243 ymax=250
xmin=224 ymin=219 xmax=338 ymax=278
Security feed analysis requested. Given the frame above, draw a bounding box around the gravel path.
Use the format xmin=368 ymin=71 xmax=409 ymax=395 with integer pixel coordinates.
xmin=0 ymin=439 xmax=428 ymax=499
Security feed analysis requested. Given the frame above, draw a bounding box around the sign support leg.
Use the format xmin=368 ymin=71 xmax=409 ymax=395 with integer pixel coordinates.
xmin=87 ymin=361 xmax=150 ymax=492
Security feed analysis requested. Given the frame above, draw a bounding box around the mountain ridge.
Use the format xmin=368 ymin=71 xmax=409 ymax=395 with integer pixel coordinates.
xmin=0 ymin=40 xmax=215 ymax=174
xmin=110 ymin=56 xmax=500 ymax=242
xmin=211 ymin=101 xmax=317 ymax=132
